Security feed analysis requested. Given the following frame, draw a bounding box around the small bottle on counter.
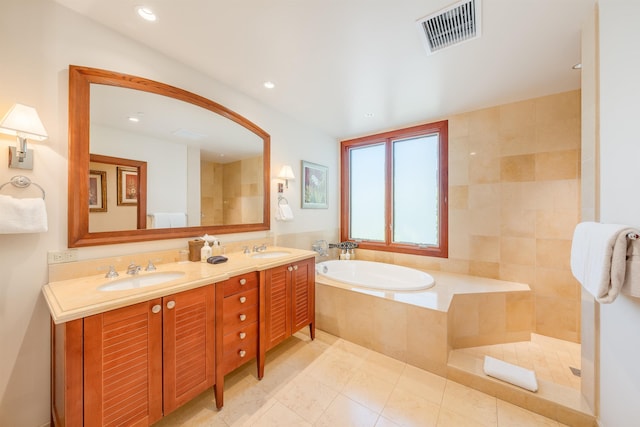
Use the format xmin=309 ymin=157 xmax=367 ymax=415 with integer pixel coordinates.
xmin=200 ymin=240 xmax=212 ymax=262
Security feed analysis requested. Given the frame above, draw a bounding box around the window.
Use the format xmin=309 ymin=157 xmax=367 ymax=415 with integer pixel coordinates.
xmin=340 ymin=121 xmax=448 ymax=257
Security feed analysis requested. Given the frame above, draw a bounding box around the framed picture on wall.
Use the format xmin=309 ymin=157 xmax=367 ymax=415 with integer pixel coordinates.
xmin=117 ymin=166 xmax=138 ymax=205
xmin=89 ymin=170 xmax=107 ymax=212
xmin=301 ymin=160 xmax=328 ymax=209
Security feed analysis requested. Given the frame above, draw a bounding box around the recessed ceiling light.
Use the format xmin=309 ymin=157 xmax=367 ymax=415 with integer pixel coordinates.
xmin=136 ymin=6 xmax=157 ymax=22
xmin=128 ymin=116 xmax=140 ymax=123
xmin=263 ymin=81 xmax=275 ymax=89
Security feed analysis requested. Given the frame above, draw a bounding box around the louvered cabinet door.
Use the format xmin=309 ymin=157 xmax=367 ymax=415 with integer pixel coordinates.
xmin=83 ymin=299 xmax=163 ymax=427
xmin=162 ymin=285 xmax=215 ymax=415
xmin=290 ymin=257 xmax=315 ymax=337
xmin=264 ymin=264 xmax=291 ymax=350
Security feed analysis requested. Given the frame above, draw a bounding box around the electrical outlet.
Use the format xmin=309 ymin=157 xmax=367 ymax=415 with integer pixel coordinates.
xmin=48 ymin=250 xmax=79 ymax=264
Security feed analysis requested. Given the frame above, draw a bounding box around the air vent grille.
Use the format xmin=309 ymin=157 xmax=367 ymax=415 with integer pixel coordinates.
xmin=416 ymin=0 xmax=481 ymax=55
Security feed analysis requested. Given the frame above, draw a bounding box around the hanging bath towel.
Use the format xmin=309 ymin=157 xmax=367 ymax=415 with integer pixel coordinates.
xmin=0 ymin=194 xmax=48 ymax=234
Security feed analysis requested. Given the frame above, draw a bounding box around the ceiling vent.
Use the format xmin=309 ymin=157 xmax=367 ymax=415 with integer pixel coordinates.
xmin=416 ymin=0 xmax=481 ymax=55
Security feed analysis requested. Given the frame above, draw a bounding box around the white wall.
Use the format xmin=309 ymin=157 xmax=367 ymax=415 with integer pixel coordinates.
xmin=0 ymin=0 xmax=338 ymax=425
xmin=596 ymin=1 xmax=640 ymax=426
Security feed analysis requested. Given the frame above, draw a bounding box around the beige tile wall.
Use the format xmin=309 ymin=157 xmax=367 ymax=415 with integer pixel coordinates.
xmin=357 ymin=90 xmax=582 ymax=343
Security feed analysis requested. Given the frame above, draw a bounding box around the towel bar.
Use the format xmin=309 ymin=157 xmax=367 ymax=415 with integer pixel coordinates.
xmin=0 ymin=175 xmax=45 ymax=199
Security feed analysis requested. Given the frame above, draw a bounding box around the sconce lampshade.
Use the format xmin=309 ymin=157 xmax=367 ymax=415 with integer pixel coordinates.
xmin=277 ymin=165 xmax=295 ymax=181
xmin=277 ymin=164 xmax=295 ymax=190
xmin=0 ymin=103 xmax=48 ymax=169
xmin=0 ymin=103 xmax=48 ymax=141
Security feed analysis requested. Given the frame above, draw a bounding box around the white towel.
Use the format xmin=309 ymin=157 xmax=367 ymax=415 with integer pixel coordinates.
xmin=168 ymin=213 xmax=186 ymax=228
xmin=570 ymin=221 xmax=637 ymax=303
xmin=148 ymin=213 xmax=171 ymax=228
xmin=149 ymin=213 xmax=187 ymax=228
xmin=483 ymin=356 xmax=538 ymax=392
xmin=0 ymin=195 xmax=48 ymax=234
xmin=277 ymin=204 xmax=294 ymax=221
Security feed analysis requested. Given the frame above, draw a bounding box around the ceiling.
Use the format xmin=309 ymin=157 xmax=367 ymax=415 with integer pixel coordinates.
xmin=53 ymin=0 xmax=594 ymax=140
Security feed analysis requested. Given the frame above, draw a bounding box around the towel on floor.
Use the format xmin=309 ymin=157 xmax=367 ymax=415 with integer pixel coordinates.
xmin=570 ymin=221 xmax=638 ymax=303
xmin=483 ymin=356 xmax=538 ymax=392
xmin=0 ymin=195 xmax=48 ymax=234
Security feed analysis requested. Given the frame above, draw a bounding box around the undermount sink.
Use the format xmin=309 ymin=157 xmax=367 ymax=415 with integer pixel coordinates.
xmin=250 ymin=251 xmax=291 ymax=259
xmin=98 ymin=271 xmax=186 ymax=292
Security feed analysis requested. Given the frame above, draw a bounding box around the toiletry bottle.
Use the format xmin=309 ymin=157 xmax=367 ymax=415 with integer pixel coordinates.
xmin=201 ymin=240 xmax=212 ymax=262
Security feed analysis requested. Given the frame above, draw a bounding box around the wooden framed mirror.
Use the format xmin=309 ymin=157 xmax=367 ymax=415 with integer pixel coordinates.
xmin=68 ymin=65 xmax=270 ymax=247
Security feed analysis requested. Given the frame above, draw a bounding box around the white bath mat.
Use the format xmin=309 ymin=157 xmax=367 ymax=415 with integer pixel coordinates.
xmin=483 ymin=356 xmax=538 ymax=392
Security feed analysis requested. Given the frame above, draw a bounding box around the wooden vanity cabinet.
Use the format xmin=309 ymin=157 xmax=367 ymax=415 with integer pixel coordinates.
xmin=214 ymin=272 xmax=260 ymax=409
xmin=51 ymin=285 xmax=215 ymax=426
xmin=263 ymin=257 xmax=315 ymax=351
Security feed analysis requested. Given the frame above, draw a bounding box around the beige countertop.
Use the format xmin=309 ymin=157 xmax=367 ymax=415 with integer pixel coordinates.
xmin=43 ymin=247 xmax=316 ymax=324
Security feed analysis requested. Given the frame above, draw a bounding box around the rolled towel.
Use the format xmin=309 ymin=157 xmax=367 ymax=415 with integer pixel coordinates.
xmin=483 ymin=356 xmax=538 ymax=392
xmin=0 ymin=195 xmax=48 ymax=234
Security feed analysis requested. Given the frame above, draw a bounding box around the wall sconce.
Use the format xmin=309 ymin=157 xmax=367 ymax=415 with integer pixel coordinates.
xmin=0 ymin=103 xmax=48 ymax=170
xmin=277 ymin=164 xmax=295 ymax=193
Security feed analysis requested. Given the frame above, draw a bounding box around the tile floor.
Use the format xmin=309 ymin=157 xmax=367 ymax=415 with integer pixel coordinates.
xmin=155 ymin=330 xmax=568 ymax=426
xmin=456 ymin=333 xmax=582 ymax=390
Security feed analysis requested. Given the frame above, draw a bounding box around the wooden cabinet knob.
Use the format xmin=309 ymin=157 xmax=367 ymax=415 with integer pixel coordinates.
xmin=151 ymin=304 xmax=161 ymax=314
xmin=239 ymin=350 xmax=246 ymax=358
xmin=239 ymin=332 xmax=247 ymax=339
xmin=239 ymin=314 xmax=247 ymax=321
xmin=166 ymin=301 xmax=176 ymax=309
xmin=239 ymin=296 xmax=247 ymax=304
xmin=239 ymin=278 xmax=247 ymax=285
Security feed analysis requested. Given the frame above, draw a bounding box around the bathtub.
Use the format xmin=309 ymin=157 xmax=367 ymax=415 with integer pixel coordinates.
xmin=315 ymin=260 xmax=435 ymax=291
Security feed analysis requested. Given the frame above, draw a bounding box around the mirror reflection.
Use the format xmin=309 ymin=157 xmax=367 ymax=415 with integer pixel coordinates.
xmin=68 ymin=65 xmax=271 ymax=247
xmin=88 ymin=85 xmax=264 ymax=232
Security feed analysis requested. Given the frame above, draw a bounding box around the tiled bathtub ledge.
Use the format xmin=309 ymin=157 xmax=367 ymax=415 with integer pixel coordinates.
xmin=315 ymin=269 xmax=533 ymax=376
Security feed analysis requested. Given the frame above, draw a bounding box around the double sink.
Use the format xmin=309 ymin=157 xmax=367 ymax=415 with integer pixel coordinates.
xmin=97 ymin=250 xmax=291 ymax=292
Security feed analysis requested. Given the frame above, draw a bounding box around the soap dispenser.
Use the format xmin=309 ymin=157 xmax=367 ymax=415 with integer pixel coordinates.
xmin=201 ymin=240 xmax=212 ymax=262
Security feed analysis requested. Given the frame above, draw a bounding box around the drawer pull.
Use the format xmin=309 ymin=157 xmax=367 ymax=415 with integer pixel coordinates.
xmin=239 ymin=350 xmax=247 ymax=358
xmin=239 ymin=296 xmax=247 ymax=304
xmin=239 ymin=278 xmax=247 ymax=285
xmin=151 ymin=304 xmax=161 ymax=314
xmin=166 ymin=301 xmax=176 ymax=309
xmin=239 ymin=314 xmax=247 ymax=321
xmin=287 ymin=266 xmax=293 ymax=272
xmin=239 ymin=332 xmax=247 ymax=339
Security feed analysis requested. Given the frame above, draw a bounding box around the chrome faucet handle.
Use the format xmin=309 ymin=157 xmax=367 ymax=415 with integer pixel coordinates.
xmin=242 ymin=246 xmax=250 ymax=254
xmin=252 ymin=243 xmax=267 ymax=252
xmin=145 ymin=260 xmax=157 ymax=271
xmin=103 ymin=265 xmax=119 ymax=279
xmin=127 ymin=262 xmax=142 ymax=275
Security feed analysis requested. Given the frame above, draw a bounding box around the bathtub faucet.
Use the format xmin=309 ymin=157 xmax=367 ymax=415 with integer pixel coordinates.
xmin=328 ymin=241 xmax=358 ymax=250
xmin=311 ymin=240 xmax=329 ymax=257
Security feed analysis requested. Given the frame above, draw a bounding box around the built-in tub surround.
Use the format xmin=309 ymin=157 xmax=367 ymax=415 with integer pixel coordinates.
xmin=315 ymin=266 xmax=532 ymax=376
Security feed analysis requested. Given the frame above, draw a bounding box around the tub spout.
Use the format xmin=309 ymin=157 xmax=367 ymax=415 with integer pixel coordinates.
xmin=312 ymin=240 xmax=329 ymax=256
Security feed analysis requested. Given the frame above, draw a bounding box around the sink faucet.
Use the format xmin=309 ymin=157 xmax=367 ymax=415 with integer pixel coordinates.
xmin=126 ymin=262 xmax=142 ymax=275
xmin=253 ymin=243 xmax=267 ymax=252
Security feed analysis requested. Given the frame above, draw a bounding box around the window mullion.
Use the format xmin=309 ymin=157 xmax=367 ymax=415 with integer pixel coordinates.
xmin=385 ymin=139 xmax=393 ymax=245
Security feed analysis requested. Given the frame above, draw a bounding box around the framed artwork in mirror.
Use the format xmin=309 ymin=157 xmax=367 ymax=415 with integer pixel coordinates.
xmin=301 ymin=160 xmax=328 ymax=209
xmin=117 ymin=166 xmax=138 ymax=205
xmin=89 ymin=170 xmax=107 ymax=212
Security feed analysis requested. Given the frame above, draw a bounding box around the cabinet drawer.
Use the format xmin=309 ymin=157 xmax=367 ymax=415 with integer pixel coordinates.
xmin=223 ymin=287 xmax=258 ymax=314
xmin=223 ymin=306 xmax=258 ymax=330
xmin=223 ymin=321 xmax=258 ymax=350
xmin=222 ymin=339 xmax=258 ymax=373
xmin=224 ymin=272 xmax=258 ymax=296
